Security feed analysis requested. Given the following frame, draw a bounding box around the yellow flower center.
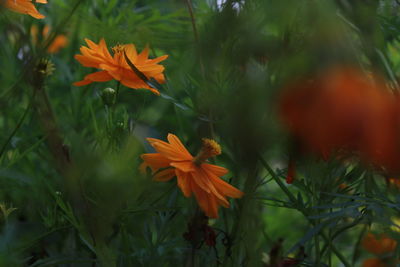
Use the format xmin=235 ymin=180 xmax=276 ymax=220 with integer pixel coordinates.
xmin=111 ymin=44 xmax=125 ymax=55
xmin=193 ymin=138 xmax=221 ymax=165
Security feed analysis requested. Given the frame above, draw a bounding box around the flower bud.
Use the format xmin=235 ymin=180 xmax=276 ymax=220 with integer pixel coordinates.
xmin=101 ymin=87 xmax=116 ymax=106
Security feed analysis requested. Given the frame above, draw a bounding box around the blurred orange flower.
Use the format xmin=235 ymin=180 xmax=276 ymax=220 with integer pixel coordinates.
xmin=140 ymin=134 xmax=243 ymax=218
xmin=363 ymin=233 xmax=397 ymax=255
xmin=362 ymin=232 xmax=397 ymax=267
xmin=30 ymin=25 xmax=68 ymax=54
xmin=362 ymin=258 xmax=387 ymax=267
xmin=74 ymin=38 xmax=168 ymax=95
xmin=2 ymin=0 xmax=47 ymax=19
xmin=387 ymin=177 xmax=400 ymax=189
xmin=279 ymin=67 xmax=400 ymax=174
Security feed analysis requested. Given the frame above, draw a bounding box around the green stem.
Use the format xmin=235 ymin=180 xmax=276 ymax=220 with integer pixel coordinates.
xmin=312 ymin=168 xmax=320 ymax=265
xmin=0 ymin=89 xmax=37 ymax=159
xmin=222 ymin=165 xmax=258 ymax=265
xmin=257 ymin=154 xmax=351 ymax=267
xmin=183 ymin=0 xmax=205 ymax=78
xmin=115 ymin=81 xmax=121 ymax=103
xmin=315 ymin=235 xmax=320 ymax=266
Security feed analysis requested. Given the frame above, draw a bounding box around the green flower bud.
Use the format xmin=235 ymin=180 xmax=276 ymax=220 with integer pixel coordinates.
xmin=101 ymin=87 xmax=116 ymax=106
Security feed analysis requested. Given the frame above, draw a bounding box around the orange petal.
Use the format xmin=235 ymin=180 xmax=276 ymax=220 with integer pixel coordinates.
xmin=137 ymin=46 xmax=150 ymax=63
xmin=176 ymin=169 xmax=192 ymax=197
xmin=42 ymin=25 xmax=50 ymax=37
xmin=205 ymin=168 xmax=244 ymax=199
xmin=208 ymin=194 xmax=219 ymax=218
xmin=47 ymin=35 xmax=68 ymax=54
xmin=141 ymin=153 xmax=171 ymax=172
xmin=83 ymin=70 xmax=113 ymax=82
xmin=167 ymin=134 xmax=193 ymax=159
xmin=5 ymin=0 xmax=46 ymax=19
xmin=191 ymin=180 xmax=218 ymax=218
xmin=119 ymin=77 xmax=156 ymax=92
xmin=170 ymin=161 xmax=194 ymax=172
xmin=124 ymin=44 xmax=138 ymax=61
xmin=151 ymin=140 xmax=192 ymax=161
xmin=99 ymin=38 xmax=114 ymax=62
xmin=202 ymin=163 xmax=229 ymax=177
xmin=196 ymin=168 xmax=230 ymax=207
xmin=85 ymin=38 xmax=99 ymax=50
xmin=73 ymin=70 xmax=113 ymax=86
xmin=190 ymin=168 xmax=211 ymax=194
xmin=74 ymin=54 xmax=101 ymax=68
xmin=139 ymin=162 xmax=148 ymax=174
xmin=30 ymin=25 xmax=39 ymax=44
xmin=147 ymin=54 xmax=168 ymax=64
xmin=73 ymin=79 xmax=92 ymax=86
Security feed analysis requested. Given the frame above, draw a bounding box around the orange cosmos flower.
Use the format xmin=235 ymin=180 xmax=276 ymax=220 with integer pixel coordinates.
xmin=280 ymin=67 xmax=390 ymax=159
xmin=362 ymin=232 xmax=397 ymax=267
xmin=363 ymin=233 xmax=397 ymax=255
xmin=30 ymin=25 xmax=68 ymax=54
xmin=279 ymin=66 xmax=400 ymax=176
xmin=362 ymin=258 xmax=387 ymax=267
xmin=2 ymin=0 xmax=47 ymax=19
xmin=73 ymin=38 xmax=168 ymax=95
xmin=140 ymin=134 xmax=244 ymax=218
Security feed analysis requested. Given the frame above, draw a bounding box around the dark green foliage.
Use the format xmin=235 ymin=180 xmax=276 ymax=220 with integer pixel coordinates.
xmin=1 ymin=0 xmax=400 ymax=266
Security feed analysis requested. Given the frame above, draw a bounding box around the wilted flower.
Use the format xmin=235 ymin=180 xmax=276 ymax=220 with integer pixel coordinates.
xmin=30 ymin=25 xmax=68 ymax=54
xmin=264 ymin=238 xmax=304 ymax=267
xmin=2 ymin=0 xmax=47 ymax=19
xmin=183 ymin=213 xmax=217 ymax=248
xmin=362 ymin=232 xmax=397 ymax=267
xmin=74 ymin=38 xmax=168 ymax=95
xmin=140 ymin=134 xmax=243 ymax=218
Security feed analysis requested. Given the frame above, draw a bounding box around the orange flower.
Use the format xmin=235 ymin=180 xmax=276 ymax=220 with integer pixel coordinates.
xmin=362 ymin=232 xmax=397 ymax=267
xmin=387 ymin=177 xmax=400 ymax=189
xmin=362 ymin=233 xmax=397 ymax=255
xmin=30 ymin=25 xmax=68 ymax=54
xmin=362 ymin=258 xmax=386 ymax=267
xmin=73 ymin=38 xmax=168 ymax=95
xmin=279 ymin=67 xmax=400 ymax=174
xmin=2 ymin=0 xmax=47 ymax=19
xmin=140 ymin=134 xmax=244 ymax=218
xmin=280 ymin=67 xmax=389 ymax=158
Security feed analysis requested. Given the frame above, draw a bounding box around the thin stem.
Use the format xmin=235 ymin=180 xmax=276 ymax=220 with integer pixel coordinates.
xmin=257 ymin=154 xmax=351 ymax=267
xmin=184 ymin=0 xmax=199 ymax=43
xmin=312 ymin=168 xmax=320 ymax=265
xmin=0 ymin=89 xmax=37 ymax=159
xmin=183 ymin=0 xmax=205 ymax=77
xmin=314 ymin=235 xmax=320 ymax=266
xmin=222 ymin=165 xmax=258 ymax=265
xmin=0 ymin=0 xmax=84 ymax=160
xmin=115 ymin=81 xmax=121 ymax=101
